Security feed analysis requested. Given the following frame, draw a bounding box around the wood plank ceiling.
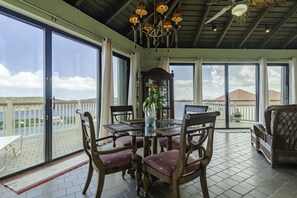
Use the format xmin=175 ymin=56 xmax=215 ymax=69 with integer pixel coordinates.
xmin=63 ymin=0 xmax=297 ymax=49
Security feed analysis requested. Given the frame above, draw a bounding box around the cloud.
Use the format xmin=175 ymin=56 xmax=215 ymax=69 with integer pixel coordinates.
xmin=0 ymin=64 xmax=11 ymax=77
xmin=53 ymin=76 xmax=95 ymax=91
xmin=0 ymin=63 xmax=96 ymax=91
xmin=174 ymin=80 xmax=193 ymax=100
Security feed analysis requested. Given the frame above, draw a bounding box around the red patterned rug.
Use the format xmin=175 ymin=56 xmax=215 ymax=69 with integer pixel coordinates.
xmin=0 ymin=152 xmax=88 ymax=194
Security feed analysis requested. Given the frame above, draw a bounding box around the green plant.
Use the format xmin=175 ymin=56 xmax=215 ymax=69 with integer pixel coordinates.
xmin=143 ymin=84 xmax=165 ymax=112
xmin=232 ymin=109 xmax=242 ymax=117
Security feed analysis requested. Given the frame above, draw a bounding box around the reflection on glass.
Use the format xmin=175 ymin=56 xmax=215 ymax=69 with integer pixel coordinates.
xmin=268 ymin=66 xmax=287 ymax=105
xmin=202 ymin=65 xmax=225 ymax=128
xmin=170 ymin=65 xmax=193 ymax=119
xmin=52 ymin=33 xmax=98 ymax=159
xmin=0 ymin=13 xmax=44 ymax=176
xmin=113 ymin=56 xmax=128 ymax=105
xmin=228 ymin=65 xmax=256 ymax=128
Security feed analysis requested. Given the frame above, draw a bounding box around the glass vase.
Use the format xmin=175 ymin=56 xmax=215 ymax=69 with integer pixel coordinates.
xmin=144 ymin=103 xmax=156 ymax=126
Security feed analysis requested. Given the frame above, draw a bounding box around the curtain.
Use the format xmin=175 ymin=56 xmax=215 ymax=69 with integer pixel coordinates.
xmin=194 ymin=57 xmax=203 ymax=104
xmin=159 ymin=56 xmax=170 ymax=72
xmin=259 ymin=57 xmax=269 ymax=125
xmin=289 ymin=58 xmax=297 ymax=104
xmin=98 ymin=38 xmax=114 ymax=143
xmin=128 ymin=52 xmax=140 ymax=117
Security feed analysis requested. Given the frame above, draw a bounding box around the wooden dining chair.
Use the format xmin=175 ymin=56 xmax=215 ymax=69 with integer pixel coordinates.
xmin=110 ymin=105 xmax=145 ymax=148
xmin=76 ymin=110 xmax=142 ymax=197
xmin=143 ymin=111 xmax=220 ymax=198
xmin=159 ymin=105 xmax=209 ymax=152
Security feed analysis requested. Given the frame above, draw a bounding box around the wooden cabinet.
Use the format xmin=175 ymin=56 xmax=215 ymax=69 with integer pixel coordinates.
xmin=137 ymin=68 xmax=174 ymax=119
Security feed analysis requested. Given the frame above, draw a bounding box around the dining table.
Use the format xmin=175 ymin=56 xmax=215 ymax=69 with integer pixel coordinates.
xmin=103 ymin=118 xmax=182 ymax=157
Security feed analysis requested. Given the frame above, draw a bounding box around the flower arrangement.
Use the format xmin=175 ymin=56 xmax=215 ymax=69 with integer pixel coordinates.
xmin=143 ymin=84 xmax=165 ymax=113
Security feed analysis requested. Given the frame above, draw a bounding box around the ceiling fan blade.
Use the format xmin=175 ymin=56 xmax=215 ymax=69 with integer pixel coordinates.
xmin=205 ymin=5 xmax=233 ymax=24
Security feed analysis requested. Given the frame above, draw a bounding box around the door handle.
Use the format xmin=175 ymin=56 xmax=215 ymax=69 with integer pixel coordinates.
xmin=52 ymin=96 xmax=56 ymax=110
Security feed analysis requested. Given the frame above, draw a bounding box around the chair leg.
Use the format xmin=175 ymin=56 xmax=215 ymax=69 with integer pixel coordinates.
xmin=143 ymin=172 xmax=150 ymax=197
xmin=172 ymin=181 xmax=180 ymax=198
xmin=135 ymin=167 xmax=141 ymax=195
xmin=122 ymin=170 xmax=126 ymax=179
xmin=160 ymin=146 xmax=164 ymax=152
xmin=95 ymin=173 xmax=105 ymax=198
xmin=200 ymin=169 xmax=210 ymax=198
xmin=82 ymin=162 xmax=94 ymax=194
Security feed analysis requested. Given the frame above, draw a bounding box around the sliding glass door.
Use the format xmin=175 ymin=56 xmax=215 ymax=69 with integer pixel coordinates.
xmin=0 ymin=12 xmax=45 ymax=176
xmin=0 ymin=9 xmax=101 ymax=178
xmin=202 ymin=65 xmax=225 ymax=128
xmin=228 ymin=65 xmax=256 ymax=128
xmin=52 ymin=32 xmax=98 ymax=159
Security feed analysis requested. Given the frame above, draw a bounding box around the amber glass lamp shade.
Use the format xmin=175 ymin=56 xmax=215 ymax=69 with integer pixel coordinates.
xmin=156 ymin=0 xmax=168 ymax=15
xmin=163 ymin=21 xmax=172 ymax=31
xmin=135 ymin=1 xmax=147 ymax=18
xmin=143 ymin=22 xmax=153 ymax=32
xmin=129 ymin=14 xmax=139 ymax=25
xmin=172 ymin=9 xmax=183 ymax=24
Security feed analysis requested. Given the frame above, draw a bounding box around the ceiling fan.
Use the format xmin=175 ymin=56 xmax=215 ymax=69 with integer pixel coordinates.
xmin=205 ymin=0 xmax=286 ymax=24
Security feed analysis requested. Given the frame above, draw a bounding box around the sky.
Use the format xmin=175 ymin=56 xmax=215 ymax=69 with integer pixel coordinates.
xmin=0 ymin=13 xmax=98 ymax=100
xmin=171 ymin=64 xmax=283 ymax=100
xmin=0 ymin=12 xmax=284 ymax=102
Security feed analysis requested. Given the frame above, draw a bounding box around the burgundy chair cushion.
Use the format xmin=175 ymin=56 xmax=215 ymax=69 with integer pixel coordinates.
xmin=116 ymin=136 xmax=144 ymax=148
xmin=159 ymin=136 xmax=192 ymax=151
xmin=101 ymin=150 xmax=142 ymax=170
xmin=143 ymin=150 xmax=200 ymax=177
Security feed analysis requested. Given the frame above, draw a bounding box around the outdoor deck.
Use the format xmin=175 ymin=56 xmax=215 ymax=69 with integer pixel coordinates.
xmin=0 ymin=128 xmax=82 ymax=177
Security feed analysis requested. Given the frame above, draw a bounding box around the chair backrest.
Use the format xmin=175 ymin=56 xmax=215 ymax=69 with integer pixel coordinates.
xmin=174 ymin=111 xmax=220 ymax=177
xmin=268 ymin=105 xmax=297 ymax=150
xmin=264 ymin=104 xmax=297 ymax=135
xmin=110 ymin=105 xmax=134 ymax=124
xmin=76 ymin=110 xmax=98 ymax=161
xmin=184 ymin=105 xmax=208 ymax=114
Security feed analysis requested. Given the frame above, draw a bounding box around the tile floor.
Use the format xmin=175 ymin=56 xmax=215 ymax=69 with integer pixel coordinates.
xmin=0 ymin=131 xmax=297 ymax=198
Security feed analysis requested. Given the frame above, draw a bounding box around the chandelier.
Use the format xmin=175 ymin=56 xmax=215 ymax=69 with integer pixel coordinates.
xmin=129 ymin=0 xmax=183 ymax=50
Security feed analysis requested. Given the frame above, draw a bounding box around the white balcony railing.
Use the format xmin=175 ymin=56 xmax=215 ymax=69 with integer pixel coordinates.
xmin=174 ymin=100 xmax=281 ymax=120
xmin=0 ymin=100 xmax=95 ymax=137
xmin=0 ymin=99 xmax=281 ymax=137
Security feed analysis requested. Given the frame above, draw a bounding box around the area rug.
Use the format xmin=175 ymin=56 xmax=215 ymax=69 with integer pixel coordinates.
xmin=0 ymin=152 xmax=88 ymax=194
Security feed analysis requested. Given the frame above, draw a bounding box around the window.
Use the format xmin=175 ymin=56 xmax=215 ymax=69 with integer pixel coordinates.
xmin=113 ymin=54 xmax=130 ymax=105
xmin=267 ymin=64 xmax=289 ymax=105
xmin=170 ymin=64 xmax=194 ymax=119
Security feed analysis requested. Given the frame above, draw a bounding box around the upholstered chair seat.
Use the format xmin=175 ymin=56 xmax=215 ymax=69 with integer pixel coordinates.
xmin=143 ymin=150 xmax=200 ymax=177
xmin=101 ymin=150 xmax=142 ymax=171
xmin=159 ymin=136 xmax=194 ymax=151
xmin=116 ymin=136 xmax=144 ymax=148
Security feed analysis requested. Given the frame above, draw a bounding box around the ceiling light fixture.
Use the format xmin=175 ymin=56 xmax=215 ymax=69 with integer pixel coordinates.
xmin=231 ymin=3 xmax=248 ymax=17
xmin=212 ymin=24 xmax=217 ymax=31
xmin=129 ymin=0 xmax=183 ymax=51
xmin=265 ymin=25 xmax=271 ymax=33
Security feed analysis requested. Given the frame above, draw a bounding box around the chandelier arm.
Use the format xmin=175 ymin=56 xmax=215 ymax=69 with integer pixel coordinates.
xmin=130 ymin=0 xmax=182 ymax=49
